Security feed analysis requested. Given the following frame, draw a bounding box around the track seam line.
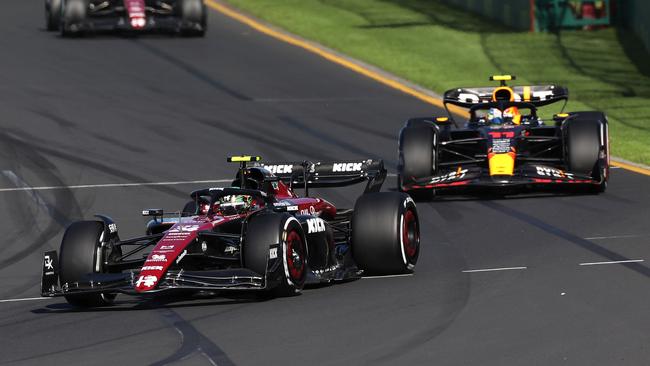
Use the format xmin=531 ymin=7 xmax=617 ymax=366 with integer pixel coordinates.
xmin=206 ymin=0 xmax=650 ymax=177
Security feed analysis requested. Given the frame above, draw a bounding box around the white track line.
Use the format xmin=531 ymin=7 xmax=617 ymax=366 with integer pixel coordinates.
xmin=579 ymin=259 xmax=644 ymax=266
xmin=0 ymin=174 xmax=401 ymax=193
xmin=584 ymin=234 xmax=643 ymax=240
xmin=462 ymin=266 xmax=527 ymax=273
xmin=0 ymin=179 xmax=232 ymax=193
xmin=362 ymin=273 xmax=413 ymax=279
xmin=0 ymin=297 xmax=52 ymax=303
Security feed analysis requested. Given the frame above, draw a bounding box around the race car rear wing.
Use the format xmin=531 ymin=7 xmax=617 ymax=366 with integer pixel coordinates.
xmin=258 ymin=159 xmax=386 ymax=194
xmin=443 ymin=85 xmax=569 ymax=109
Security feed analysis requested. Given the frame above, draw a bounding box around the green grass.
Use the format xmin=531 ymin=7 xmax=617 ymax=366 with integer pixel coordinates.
xmin=224 ymin=0 xmax=650 ymax=165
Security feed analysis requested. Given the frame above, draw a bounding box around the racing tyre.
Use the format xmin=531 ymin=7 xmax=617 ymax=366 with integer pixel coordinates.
xmin=398 ymin=125 xmax=436 ymax=199
xmin=45 ymin=0 xmax=63 ymax=31
xmin=244 ymin=213 xmax=307 ymax=297
xmin=352 ymin=192 xmax=419 ymax=275
xmin=179 ymin=0 xmax=206 ymax=37
xmin=60 ymin=0 xmax=87 ymax=37
xmin=564 ymin=113 xmax=608 ymax=192
xmin=59 ymin=221 xmax=115 ymax=307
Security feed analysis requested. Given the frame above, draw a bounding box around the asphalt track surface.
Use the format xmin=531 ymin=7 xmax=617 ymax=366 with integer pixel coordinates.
xmin=1 ymin=2 xmax=649 ymax=365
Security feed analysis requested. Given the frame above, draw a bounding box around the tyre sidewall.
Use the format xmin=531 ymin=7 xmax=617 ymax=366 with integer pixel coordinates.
xmin=59 ymin=221 xmax=115 ymax=307
xmin=398 ymin=125 xmax=436 ymax=188
xmin=244 ymin=213 xmax=307 ymax=296
xmin=352 ymin=192 xmax=420 ymax=275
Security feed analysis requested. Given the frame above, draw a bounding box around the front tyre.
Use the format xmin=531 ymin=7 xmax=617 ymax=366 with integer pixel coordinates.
xmin=60 ymin=0 xmax=87 ymax=37
xmin=244 ymin=213 xmax=307 ymax=297
xmin=179 ymin=0 xmax=207 ymax=37
xmin=45 ymin=0 xmax=63 ymax=31
xmin=59 ymin=221 xmax=115 ymax=307
xmin=352 ymin=192 xmax=420 ymax=275
xmin=564 ymin=112 xmax=609 ymax=193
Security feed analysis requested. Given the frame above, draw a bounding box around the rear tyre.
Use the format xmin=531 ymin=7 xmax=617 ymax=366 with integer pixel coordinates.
xmin=59 ymin=221 xmax=115 ymax=307
xmin=179 ymin=0 xmax=206 ymax=37
xmin=60 ymin=0 xmax=87 ymax=37
xmin=244 ymin=213 xmax=307 ymax=297
xmin=45 ymin=0 xmax=63 ymax=31
xmin=352 ymin=192 xmax=419 ymax=275
xmin=564 ymin=113 xmax=608 ymax=193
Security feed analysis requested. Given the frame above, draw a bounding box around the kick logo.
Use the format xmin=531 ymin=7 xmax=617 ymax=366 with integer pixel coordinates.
xmin=264 ymin=164 xmax=293 ymax=174
xmin=332 ymin=162 xmax=362 ymax=172
xmin=306 ymin=218 xmax=326 ymax=233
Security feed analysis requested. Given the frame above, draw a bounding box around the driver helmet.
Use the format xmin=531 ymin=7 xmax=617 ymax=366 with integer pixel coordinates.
xmin=503 ymin=106 xmax=522 ymax=125
xmin=213 ymin=195 xmax=252 ymax=216
xmin=487 ymin=108 xmax=503 ymax=125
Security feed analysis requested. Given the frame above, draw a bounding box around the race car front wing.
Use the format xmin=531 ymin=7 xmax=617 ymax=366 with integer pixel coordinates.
xmin=41 ymin=250 xmax=265 ymax=297
xmin=402 ymin=164 xmax=601 ymax=191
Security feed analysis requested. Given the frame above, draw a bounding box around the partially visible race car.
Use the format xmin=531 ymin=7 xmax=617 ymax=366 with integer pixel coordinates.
xmin=397 ymin=75 xmax=609 ymax=196
xmin=45 ymin=0 xmax=206 ymax=37
xmin=42 ymin=156 xmax=420 ymax=308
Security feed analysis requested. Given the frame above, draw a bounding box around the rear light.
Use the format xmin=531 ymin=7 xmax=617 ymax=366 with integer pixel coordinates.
xmin=130 ymin=17 xmax=146 ymax=29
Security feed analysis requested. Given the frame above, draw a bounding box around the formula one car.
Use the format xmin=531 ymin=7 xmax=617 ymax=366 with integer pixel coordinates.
xmin=397 ymin=75 xmax=609 ymax=196
xmin=42 ymin=156 xmax=420 ymax=307
xmin=45 ymin=0 xmax=206 ymax=37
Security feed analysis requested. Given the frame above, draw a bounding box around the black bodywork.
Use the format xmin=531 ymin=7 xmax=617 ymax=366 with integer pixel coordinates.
xmin=46 ymin=0 xmax=206 ymax=36
xmin=41 ymin=159 xmax=388 ymax=298
xmin=398 ymin=79 xmax=609 ymax=193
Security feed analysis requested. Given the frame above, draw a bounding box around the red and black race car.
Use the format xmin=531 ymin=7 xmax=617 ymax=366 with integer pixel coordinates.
xmin=45 ymin=0 xmax=206 ymax=37
xmin=41 ymin=156 xmax=420 ymax=307
xmin=397 ymin=75 xmax=609 ymax=197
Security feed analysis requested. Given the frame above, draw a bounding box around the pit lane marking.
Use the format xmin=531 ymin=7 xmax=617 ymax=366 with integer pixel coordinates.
xmin=0 ymin=297 xmax=52 ymax=304
xmin=579 ymin=259 xmax=645 ymax=266
xmin=462 ymin=266 xmax=527 ymax=273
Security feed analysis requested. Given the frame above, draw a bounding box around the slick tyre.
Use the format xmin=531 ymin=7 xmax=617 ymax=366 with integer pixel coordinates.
xmin=352 ymin=192 xmax=419 ymax=275
xmin=398 ymin=126 xmax=435 ymax=194
xmin=179 ymin=0 xmax=206 ymax=37
xmin=59 ymin=221 xmax=115 ymax=307
xmin=60 ymin=0 xmax=87 ymax=37
xmin=244 ymin=213 xmax=307 ymax=297
xmin=45 ymin=0 xmax=63 ymax=31
xmin=565 ymin=113 xmax=608 ymax=192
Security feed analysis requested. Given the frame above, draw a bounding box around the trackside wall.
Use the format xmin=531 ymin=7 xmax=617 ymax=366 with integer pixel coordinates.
xmin=439 ymin=0 xmax=532 ymax=31
xmin=619 ymin=0 xmax=650 ymax=52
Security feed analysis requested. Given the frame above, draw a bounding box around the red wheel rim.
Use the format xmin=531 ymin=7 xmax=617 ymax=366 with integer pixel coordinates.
xmin=402 ymin=209 xmax=418 ymax=259
xmin=285 ymin=230 xmax=305 ymax=281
